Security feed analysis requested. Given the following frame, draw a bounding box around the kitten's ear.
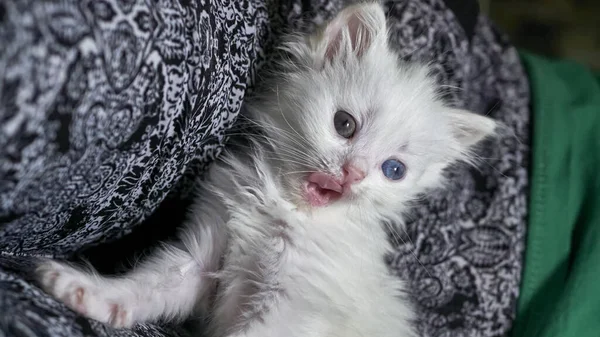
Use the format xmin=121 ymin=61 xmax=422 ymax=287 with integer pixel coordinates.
xmin=320 ymin=3 xmax=387 ymax=62
xmin=447 ymin=109 xmax=497 ymax=149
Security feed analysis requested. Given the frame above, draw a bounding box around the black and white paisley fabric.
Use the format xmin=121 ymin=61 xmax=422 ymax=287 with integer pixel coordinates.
xmin=1 ymin=0 xmax=271 ymax=335
xmin=0 ymin=0 xmax=529 ymax=336
xmin=0 ymin=0 xmax=271 ymax=257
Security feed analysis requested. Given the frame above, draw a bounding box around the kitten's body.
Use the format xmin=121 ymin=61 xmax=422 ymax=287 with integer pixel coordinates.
xmin=198 ymin=150 xmax=415 ymax=337
xmin=37 ymin=3 xmax=495 ymax=337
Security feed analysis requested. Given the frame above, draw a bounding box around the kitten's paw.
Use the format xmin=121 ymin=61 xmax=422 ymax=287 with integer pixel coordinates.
xmin=36 ymin=261 xmax=134 ymax=328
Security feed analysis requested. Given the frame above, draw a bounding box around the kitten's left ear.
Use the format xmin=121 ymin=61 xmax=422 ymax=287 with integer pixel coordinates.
xmin=320 ymin=3 xmax=388 ymax=62
xmin=447 ymin=109 xmax=497 ymax=149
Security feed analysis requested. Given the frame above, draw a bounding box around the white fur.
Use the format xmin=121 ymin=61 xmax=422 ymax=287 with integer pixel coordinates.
xmin=36 ymin=3 xmax=495 ymax=337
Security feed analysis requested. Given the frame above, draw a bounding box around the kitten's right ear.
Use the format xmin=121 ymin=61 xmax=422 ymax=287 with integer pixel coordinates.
xmin=447 ymin=109 xmax=497 ymax=150
xmin=317 ymin=3 xmax=388 ymax=64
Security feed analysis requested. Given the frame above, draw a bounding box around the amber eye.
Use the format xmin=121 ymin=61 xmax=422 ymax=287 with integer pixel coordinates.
xmin=333 ymin=110 xmax=357 ymax=139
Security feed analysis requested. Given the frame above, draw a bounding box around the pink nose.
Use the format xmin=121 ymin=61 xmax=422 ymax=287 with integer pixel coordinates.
xmin=342 ymin=164 xmax=365 ymax=186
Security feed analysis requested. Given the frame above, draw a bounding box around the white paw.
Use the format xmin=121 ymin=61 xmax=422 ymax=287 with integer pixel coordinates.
xmin=36 ymin=260 xmax=134 ymax=328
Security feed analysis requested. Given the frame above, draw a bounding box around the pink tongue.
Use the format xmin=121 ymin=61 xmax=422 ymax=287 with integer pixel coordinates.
xmin=305 ymin=172 xmax=343 ymax=207
xmin=308 ymin=173 xmax=343 ymax=193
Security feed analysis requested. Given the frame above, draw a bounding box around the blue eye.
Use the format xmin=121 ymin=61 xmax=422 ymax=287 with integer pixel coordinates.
xmin=381 ymin=159 xmax=406 ymax=180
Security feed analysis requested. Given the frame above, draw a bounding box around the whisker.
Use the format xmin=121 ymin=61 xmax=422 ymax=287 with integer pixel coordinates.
xmin=275 ymin=84 xmax=311 ymax=145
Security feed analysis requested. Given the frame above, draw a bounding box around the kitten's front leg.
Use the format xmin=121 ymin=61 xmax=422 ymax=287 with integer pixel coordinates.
xmin=36 ymin=245 xmax=209 ymax=328
xmin=37 ymin=193 xmax=228 ymax=327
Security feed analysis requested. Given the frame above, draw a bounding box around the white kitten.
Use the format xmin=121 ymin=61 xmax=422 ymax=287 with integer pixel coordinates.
xmin=36 ymin=3 xmax=495 ymax=337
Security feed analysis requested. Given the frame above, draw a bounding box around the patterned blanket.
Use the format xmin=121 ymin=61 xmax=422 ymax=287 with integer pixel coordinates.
xmin=0 ymin=1 xmax=530 ymax=336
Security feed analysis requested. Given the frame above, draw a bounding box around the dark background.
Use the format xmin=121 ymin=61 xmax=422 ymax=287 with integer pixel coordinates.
xmin=483 ymin=0 xmax=600 ymax=70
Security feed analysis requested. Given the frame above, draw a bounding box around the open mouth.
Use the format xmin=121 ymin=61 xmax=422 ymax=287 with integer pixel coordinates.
xmin=304 ymin=172 xmax=344 ymax=207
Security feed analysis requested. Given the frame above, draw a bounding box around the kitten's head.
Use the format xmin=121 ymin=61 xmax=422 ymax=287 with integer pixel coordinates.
xmin=249 ymin=3 xmax=496 ymax=215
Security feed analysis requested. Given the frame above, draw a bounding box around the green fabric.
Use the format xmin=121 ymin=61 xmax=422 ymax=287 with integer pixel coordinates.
xmin=512 ymin=52 xmax=600 ymax=337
